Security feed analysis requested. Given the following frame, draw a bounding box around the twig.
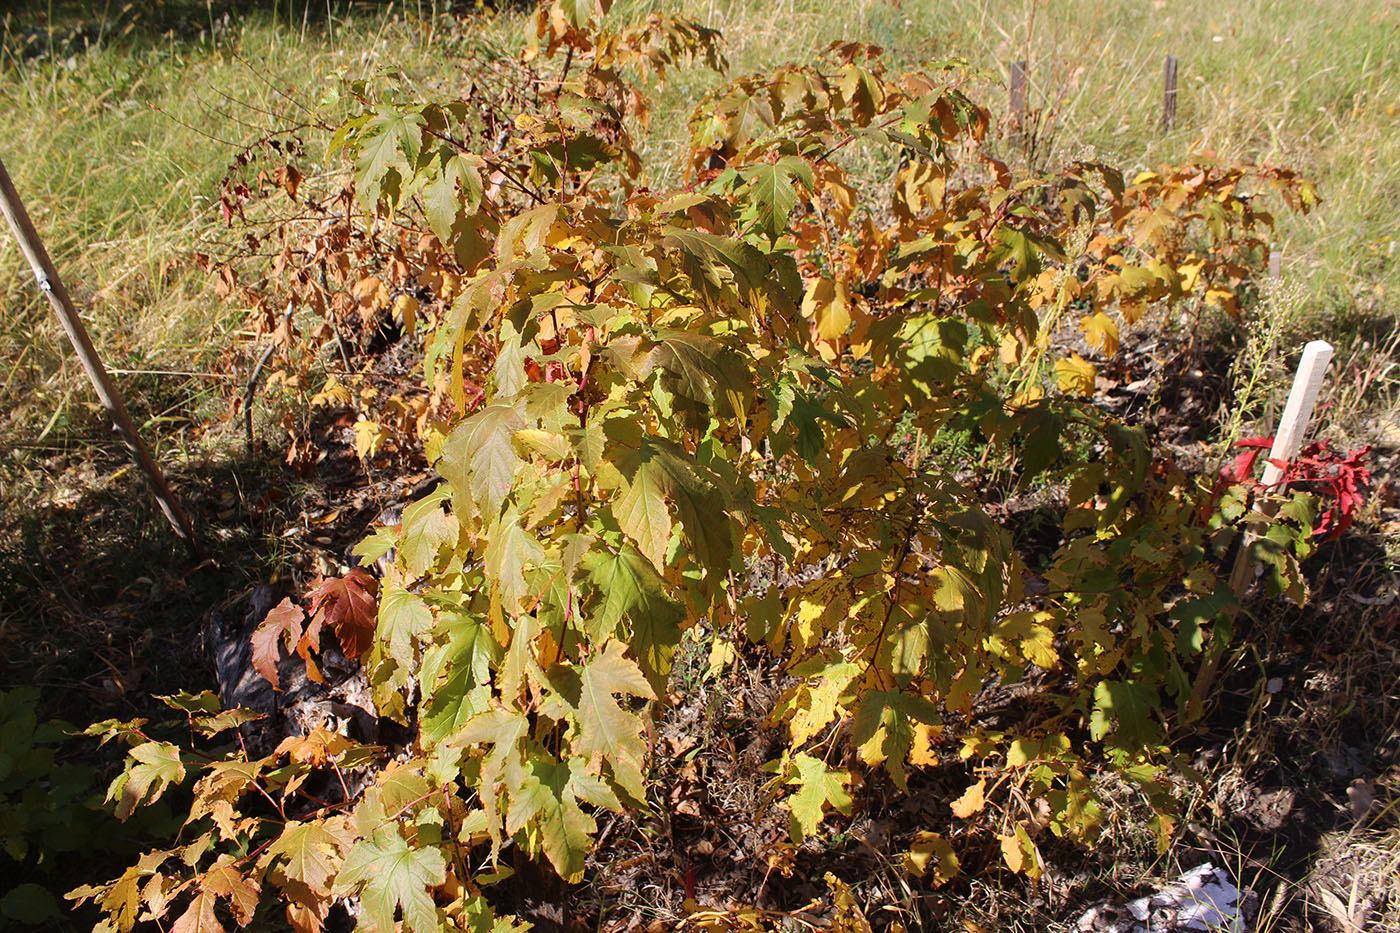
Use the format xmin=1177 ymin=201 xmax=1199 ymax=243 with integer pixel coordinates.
xmin=243 ymin=302 xmax=296 ymax=453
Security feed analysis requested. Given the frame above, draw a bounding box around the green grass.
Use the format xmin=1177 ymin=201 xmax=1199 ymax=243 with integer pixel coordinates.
xmin=2 ymin=0 xmax=1395 ymax=466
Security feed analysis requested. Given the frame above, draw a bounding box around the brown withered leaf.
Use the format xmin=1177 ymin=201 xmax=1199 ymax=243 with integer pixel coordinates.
xmin=306 ymin=569 xmax=380 ymax=658
xmin=251 ymin=598 xmax=305 ymax=691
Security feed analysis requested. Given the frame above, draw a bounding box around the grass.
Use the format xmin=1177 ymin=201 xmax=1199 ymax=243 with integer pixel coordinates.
xmin=0 ymin=0 xmax=1396 ymax=930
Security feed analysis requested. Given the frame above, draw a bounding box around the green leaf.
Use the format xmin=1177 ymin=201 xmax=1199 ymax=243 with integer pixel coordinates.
xmin=613 ymin=436 xmax=734 ymax=576
xmin=377 ymin=585 xmax=435 ymax=674
xmin=356 ymin=110 xmax=425 ymax=208
xmin=423 ymin=151 xmax=484 ymax=245
xmin=743 ymin=156 xmax=813 ymax=241
xmin=581 ymin=546 xmax=685 ymax=692
xmin=260 ymin=820 xmax=346 ymax=905
xmin=109 ymin=741 xmax=185 ymax=821
xmin=2 ymin=884 xmax=59 ymax=924
xmin=851 ymin=691 xmax=940 ymax=791
xmin=483 ymin=507 xmax=546 ymax=615
xmin=506 ymin=757 xmax=600 ymax=883
xmin=612 ymin=453 xmax=673 ymax=569
xmin=440 ymin=402 xmax=527 ymax=519
xmin=397 ymin=485 xmax=459 ymax=578
xmin=419 ymin=611 xmax=499 ymax=748
xmin=455 ymin=706 xmax=529 ymax=840
xmin=1089 ymin=680 xmax=1162 ymax=749
xmin=573 ymin=640 xmax=656 ymax=801
xmin=785 ymin=753 xmax=852 ymax=841
xmin=787 ymin=661 xmax=861 ymax=745
xmin=336 ymin=828 xmax=447 ymax=933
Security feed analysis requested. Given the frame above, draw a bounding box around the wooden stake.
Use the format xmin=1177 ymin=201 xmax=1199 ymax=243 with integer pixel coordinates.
xmin=1228 ymin=340 xmax=1334 ymax=594
xmin=1162 ymin=54 xmax=1179 ymax=132
xmin=1268 ymin=249 xmax=1282 ymax=282
xmin=1009 ymin=60 xmax=1027 ymax=132
xmin=1191 ymin=341 xmax=1334 ymax=718
xmin=0 ymin=156 xmax=202 ymax=558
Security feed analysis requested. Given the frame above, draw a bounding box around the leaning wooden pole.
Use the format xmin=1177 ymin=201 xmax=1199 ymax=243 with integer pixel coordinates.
xmin=0 ymin=156 xmax=202 ymax=558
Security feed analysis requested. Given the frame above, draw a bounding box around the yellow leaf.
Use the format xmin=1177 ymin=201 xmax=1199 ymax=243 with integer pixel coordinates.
xmin=999 ymin=334 xmax=1023 ymax=365
xmin=311 ymin=376 xmax=353 ymax=408
xmin=1054 ymin=353 xmax=1096 ymax=396
xmin=950 ymin=778 xmax=986 ymax=818
xmin=802 ymin=276 xmax=851 ymax=342
xmin=352 ymin=275 xmax=389 ymax=313
xmin=513 ymin=428 xmax=571 ymax=462
xmin=904 ymin=831 xmax=959 ymax=884
xmin=392 ymin=294 xmax=419 ymax=337
xmin=1080 ymin=311 xmax=1120 ymax=356
xmin=354 ymin=418 xmax=387 ymax=460
xmin=705 ymin=639 xmax=736 ymax=680
xmin=999 ymin=832 xmax=1024 ymax=872
xmin=909 ymin=722 xmax=941 ymax=767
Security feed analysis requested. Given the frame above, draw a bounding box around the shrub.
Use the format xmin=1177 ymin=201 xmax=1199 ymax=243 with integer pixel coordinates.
xmin=75 ymin=2 xmax=1319 ymax=929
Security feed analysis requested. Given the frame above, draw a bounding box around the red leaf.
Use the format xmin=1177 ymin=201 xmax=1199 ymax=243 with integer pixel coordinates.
xmin=250 ymin=598 xmax=305 ymax=691
xmin=305 ymin=569 xmax=380 ymax=658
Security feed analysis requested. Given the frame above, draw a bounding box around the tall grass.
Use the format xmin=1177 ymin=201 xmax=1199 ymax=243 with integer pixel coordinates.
xmin=1 ymin=0 xmax=1395 ymax=475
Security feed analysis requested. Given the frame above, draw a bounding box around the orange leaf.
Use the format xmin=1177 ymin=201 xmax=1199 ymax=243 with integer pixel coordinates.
xmin=950 ymin=778 xmax=987 ymax=818
xmin=999 ymin=832 xmax=1024 ymax=873
xmin=250 ymin=598 xmax=305 ymax=691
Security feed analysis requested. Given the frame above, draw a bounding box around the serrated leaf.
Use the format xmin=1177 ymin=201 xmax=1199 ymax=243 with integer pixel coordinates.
xmin=455 ymin=706 xmax=529 ymax=841
xmin=506 ymin=757 xmax=599 ymax=882
xmin=169 ymin=889 xmax=222 ymax=933
xmin=581 ymin=547 xmax=684 ymax=691
xmin=355 ymin=110 xmax=424 ymax=208
xmin=802 ymin=276 xmax=851 ymax=342
xmin=785 ymin=753 xmax=852 ymax=842
xmin=851 ymin=691 xmax=940 ymax=791
xmin=573 ymin=641 xmax=655 ymax=801
xmin=904 ymin=831 xmax=959 ymax=884
xmin=1055 ymin=353 xmax=1097 ymax=396
xmin=950 ymin=778 xmax=986 ymax=818
xmin=483 ymin=508 xmax=545 ymax=614
xmin=376 ymin=584 xmax=434 ymax=675
xmin=1089 ymin=680 xmax=1162 ymax=748
xmin=419 ymin=612 xmax=497 ymax=748
xmin=744 ymin=155 xmax=812 ymax=241
xmin=788 ymin=661 xmax=860 ymax=745
xmin=1080 ymin=311 xmax=1120 ymax=356
xmin=336 ymin=828 xmax=446 ymax=933
xmin=251 ymin=598 xmax=305 ymax=691
xmin=440 ymin=402 xmax=527 ymax=519
xmin=397 ymin=486 xmax=459 ymax=578
xmin=110 ymin=741 xmax=186 ymax=821
xmin=306 ymin=569 xmax=380 ymax=659
xmin=612 ymin=455 xmax=673 ymax=568
xmin=260 ymin=820 xmax=347 ymax=903
xmin=201 ymin=856 xmax=260 ymax=926
xmin=613 ymin=436 xmax=734 ymax=576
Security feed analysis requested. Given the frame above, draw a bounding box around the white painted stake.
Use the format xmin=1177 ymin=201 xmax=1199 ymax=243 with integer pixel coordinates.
xmin=1229 ymin=340 xmax=1334 ymax=594
xmin=1193 ymin=340 xmax=1337 ymax=716
xmin=1259 ymin=341 xmax=1334 ymax=486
